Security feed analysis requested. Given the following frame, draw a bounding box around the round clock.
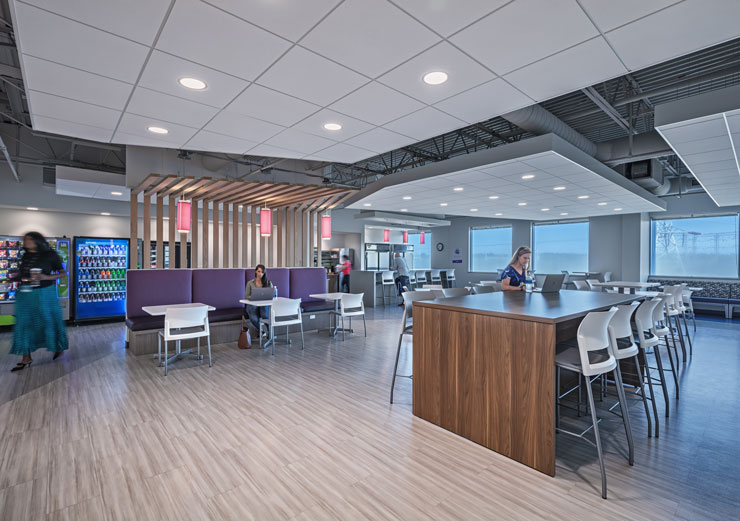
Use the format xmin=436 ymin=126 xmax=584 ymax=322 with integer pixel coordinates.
xmin=436 ymin=242 xmax=444 ymax=252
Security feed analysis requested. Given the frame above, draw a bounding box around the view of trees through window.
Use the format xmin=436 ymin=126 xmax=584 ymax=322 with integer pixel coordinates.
xmin=651 ymin=215 xmax=739 ymax=277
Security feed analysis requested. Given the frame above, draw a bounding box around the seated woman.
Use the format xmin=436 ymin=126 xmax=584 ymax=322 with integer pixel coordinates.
xmin=244 ymin=264 xmax=273 ymax=335
xmin=500 ymin=246 xmax=531 ymax=291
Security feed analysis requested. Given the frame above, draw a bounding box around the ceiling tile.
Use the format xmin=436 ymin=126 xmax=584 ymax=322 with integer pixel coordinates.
xmin=15 ymin=3 xmax=149 ymax=83
xmin=505 ymin=37 xmax=626 ymax=101
xmin=226 ymin=84 xmax=320 ymax=127
xmin=127 ymin=87 xmax=220 ymax=128
xmin=292 ymin=109 xmax=374 ymax=141
xmin=265 ymin=128 xmax=336 ymax=155
xmin=392 ymin=0 xmax=509 ymax=37
xmin=309 ymin=142 xmax=375 ymax=163
xmin=204 ymin=111 xmax=285 ymax=142
xmin=659 ymin=117 xmax=727 ymax=144
xmin=605 ymin=0 xmax=740 ymax=71
xmin=383 ymin=107 xmax=465 ymax=140
xmin=156 ymin=0 xmax=291 ymax=80
xmin=246 ymin=143 xmax=306 ymax=159
xmin=258 ymin=46 xmax=368 ymax=106
xmin=22 ymin=55 xmax=133 ymax=110
xmin=138 ymin=51 xmax=249 ymax=109
xmin=203 ymin=0 xmax=342 ymax=42
xmin=21 ymin=0 xmax=171 ymax=45
xmin=112 ymin=130 xmax=184 ymax=149
xmin=378 ymin=42 xmax=495 ymax=104
xmin=32 ymin=115 xmax=113 ymax=143
xmin=450 ymin=0 xmax=599 ymax=75
xmin=184 ymin=130 xmax=258 ymax=154
xmin=578 ymin=0 xmax=681 ymax=33
xmin=28 ymin=91 xmax=120 ymax=130
xmin=115 ymin=113 xmax=198 ymax=145
xmin=345 ymin=127 xmax=416 ymax=153
xmin=329 ymin=81 xmax=424 ymax=126
xmin=434 ymin=78 xmax=532 ymax=124
xmin=300 ymin=0 xmax=440 ymax=78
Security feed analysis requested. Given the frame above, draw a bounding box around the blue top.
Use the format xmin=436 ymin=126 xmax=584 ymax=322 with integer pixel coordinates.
xmin=501 ymin=265 xmax=526 ymax=288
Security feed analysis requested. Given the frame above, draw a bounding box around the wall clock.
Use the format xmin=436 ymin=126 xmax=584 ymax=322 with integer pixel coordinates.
xmin=436 ymin=242 xmax=444 ymax=252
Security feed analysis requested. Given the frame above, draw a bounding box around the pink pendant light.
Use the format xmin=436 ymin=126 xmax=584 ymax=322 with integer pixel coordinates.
xmin=260 ymin=207 xmax=272 ymax=236
xmin=176 ymin=200 xmax=191 ymax=233
xmin=420 ymin=232 xmax=425 ymax=244
xmin=403 ymin=231 xmax=408 ymax=243
xmin=321 ymin=215 xmax=332 ymax=240
xmin=383 ymin=229 xmax=389 ymax=242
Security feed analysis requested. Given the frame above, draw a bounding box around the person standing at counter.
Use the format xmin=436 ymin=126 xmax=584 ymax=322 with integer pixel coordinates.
xmin=10 ymin=231 xmax=69 ymax=371
xmin=500 ymin=246 xmax=531 ymax=291
xmin=244 ymin=264 xmax=273 ymax=335
xmin=338 ymin=255 xmax=351 ymax=292
xmin=393 ymin=252 xmax=410 ymax=306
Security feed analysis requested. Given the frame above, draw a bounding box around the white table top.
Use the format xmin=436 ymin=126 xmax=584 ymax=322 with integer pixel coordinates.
xmin=309 ymin=292 xmax=349 ymax=301
xmin=240 ymin=297 xmax=292 ymax=306
xmin=591 ymin=281 xmax=660 ymax=289
xmin=142 ymin=303 xmax=215 ymax=316
xmin=659 ymin=285 xmax=704 ymax=292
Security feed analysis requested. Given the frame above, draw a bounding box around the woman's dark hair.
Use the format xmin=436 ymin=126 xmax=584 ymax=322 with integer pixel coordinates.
xmin=342 ymin=255 xmax=349 ymax=261
xmin=255 ymin=264 xmax=269 ymax=286
xmin=23 ymin=231 xmax=51 ymax=252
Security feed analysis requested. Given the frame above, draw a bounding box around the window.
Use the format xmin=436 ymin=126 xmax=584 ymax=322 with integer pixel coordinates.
xmin=532 ymin=221 xmax=589 ymax=273
xmin=469 ymin=226 xmax=512 ymax=272
xmin=651 ymin=215 xmax=739 ymax=278
xmin=408 ymin=233 xmax=431 ymax=269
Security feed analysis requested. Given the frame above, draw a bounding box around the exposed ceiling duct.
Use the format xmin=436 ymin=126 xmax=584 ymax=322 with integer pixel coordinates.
xmin=501 ymin=105 xmax=597 ymax=156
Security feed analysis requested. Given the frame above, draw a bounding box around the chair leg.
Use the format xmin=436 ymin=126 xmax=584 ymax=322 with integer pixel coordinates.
xmin=613 ymin=367 xmax=634 ymax=466
xmin=197 ymin=337 xmax=201 ymax=360
xmin=663 ymin=337 xmax=680 ymax=401
xmin=390 ymin=333 xmax=404 ymax=404
xmin=207 ymin=335 xmax=212 ymax=367
xmin=682 ymin=313 xmax=692 ymax=356
xmin=259 ymin=323 xmax=263 ymax=349
xmin=163 ymin=340 xmax=168 ymax=376
xmin=342 ymin=315 xmax=345 ymax=341
xmin=634 ymin=354 xmax=652 ymax=438
xmin=577 ymin=373 xmax=582 ymax=417
xmin=158 ymin=334 xmax=161 ymax=366
xmin=363 ymin=314 xmax=367 ymax=337
xmin=643 ymin=351 xmax=660 ymax=437
xmin=653 ymin=344 xmax=670 ymax=417
xmin=667 ymin=320 xmax=681 ymax=368
xmin=691 ymin=306 xmax=696 ymax=332
xmin=585 ymin=378 xmax=607 ymax=499
xmin=673 ymin=315 xmax=687 ymax=362
xmin=555 ymin=367 xmax=561 ymax=429
xmin=300 ymin=323 xmax=304 ymax=350
xmin=271 ymin=325 xmax=275 ymax=356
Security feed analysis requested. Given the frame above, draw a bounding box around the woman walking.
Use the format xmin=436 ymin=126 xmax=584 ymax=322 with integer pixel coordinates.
xmin=10 ymin=232 xmax=69 ymax=371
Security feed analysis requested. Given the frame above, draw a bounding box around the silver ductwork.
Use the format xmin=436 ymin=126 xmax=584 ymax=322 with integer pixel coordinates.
xmin=501 ymin=105 xmax=597 ymax=156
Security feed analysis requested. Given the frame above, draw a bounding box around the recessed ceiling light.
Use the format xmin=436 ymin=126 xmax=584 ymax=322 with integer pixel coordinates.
xmin=178 ymin=77 xmax=207 ymax=90
xmin=517 ymin=202 xmax=527 ymax=206
xmin=111 ymin=191 xmax=123 ymax=196
xmin=470 ymin=208 xmax=478 ymax=212
xmin=323 ymin=122 xmax=342 ymax=131
xmin=440 ymin=203 xmax=448 ymax=206
xmin=147 ymin=126 xmax=168 ymax=134
xmin=453 ymin=187 xmax=464 ymax=191
xmin=402 ymin=196 xmax=412 ymax=200
xmin=488 ymin=195 xmax=499 ymax=200
xmin=521 ymin=174 xmax=535 ymax=180
xmin=541 ymin=208 xmax=549 ymax=211
xmin=495 ymin=213 xmax=503 ymax=216
xmin=101 ymin=212 xmax=111 ymax=216
xmin=614 ymin=207 xmax=623 ymax=211
xmin=363 ymin=203 xmax=372 ymax=207
xmin=577 ymin=195 xmax=590 ymax=199
xmin=597 ymin=202 xmax=607 ymax=206
xmin=423 ymin=71 xmax=448 ymax=85
xmin=27 ymin=207 xmax=38 ymax=211
xmin=560 ymin=212 xmax=569 ymax=216
xmin=400 ymin=209 xmax=408 ymax=212
xmin=553 ymin=186 xmax=566 ymax=191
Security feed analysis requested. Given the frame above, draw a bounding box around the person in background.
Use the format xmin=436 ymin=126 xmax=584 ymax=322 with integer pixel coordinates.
xmin=9 ymin=231 xmax=69 ymax=371
xmin=338 ymin=255 xmax=351 ymax=292
xmin=244 ymin=264 xmax=273 ymax=336
xmin=500 ymin=246 xmax=532 ymax=291
xmin=393 ymin=252 xmax=410 ymax=306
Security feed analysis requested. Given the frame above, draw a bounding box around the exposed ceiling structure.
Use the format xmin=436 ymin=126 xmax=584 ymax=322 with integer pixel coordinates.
xmin=9 ymin=0 xmax=740 ymax=167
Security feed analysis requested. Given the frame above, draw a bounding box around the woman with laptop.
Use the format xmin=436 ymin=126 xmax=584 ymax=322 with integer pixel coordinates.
xmin=500 ymin=246 xmax=532 ymax=291
xmin=244 ymin=264 xmax=274 ymax=336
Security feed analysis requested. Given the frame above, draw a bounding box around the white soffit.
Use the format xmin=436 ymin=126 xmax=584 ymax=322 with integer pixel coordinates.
xmin=655 ymin=84 xmax=740 ymax=207
xmin=10 ymin=0 xmax=740 ymax=162
xmin=345 ymin=134 xmax=666 ymax=220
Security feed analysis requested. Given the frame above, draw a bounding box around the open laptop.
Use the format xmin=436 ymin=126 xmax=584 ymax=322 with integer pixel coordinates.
xmin=250 ymin=287 xmax=274 ymax=301
xmin=533 ymin=273 xmax=565 ymax=293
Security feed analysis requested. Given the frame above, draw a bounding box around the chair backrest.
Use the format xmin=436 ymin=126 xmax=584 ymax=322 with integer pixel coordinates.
xmin=576 ymin=308 xmax=619 ymax=377
xmin=401 ymin=290 xmax=437 ymax=328
xmin=603 ymin=271 xmax=612 ymax=282
xmin=573 ymin=280 xmax=589 ymax=291
xmin=164 ymin=305 xmax=209 ymax=337
xmin=415 ymin=271 xmax=428 ymax=283
xmin=586 ymin=279 xmax=601 ymax=291
xmin=635 ymin=298 xmax=662 ymax=343
xmin=442 ymin=287 xmax=469 ymax=298
xmin=609 ymin=301 xmax=639 ymax=340
xmin=473 ymin=284 xmax=496 ymax=294
xmin=381 ymin=270 xmax=395 ymax=284
xmin=446 ymin=269 xmax=456 ymax=278
xmin=561 ymin=270 xmax=570 ymax=283
xmin=270 ymin=298 xmax=301 ymax=321
xmin=423 ymin=284 xmax=443 ymax=289
xmin=430 ymin=269 xmax=442 ymax=279
xmin=408 ymin=272 xmax=416 ymax=282
xmin=682 ymin=288 xmax=693 ymax=303
xmin=340 ymin=293 xmax=364 ymax=312
xmin=663 ymin=285 xmax=681 ymax=310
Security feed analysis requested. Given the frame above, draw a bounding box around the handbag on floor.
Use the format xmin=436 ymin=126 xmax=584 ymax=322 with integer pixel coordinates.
xmin=238 ymin=317 xmax=251 ymax=349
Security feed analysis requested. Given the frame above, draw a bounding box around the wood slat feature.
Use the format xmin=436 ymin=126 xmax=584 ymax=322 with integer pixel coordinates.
xmin=129 ymin=192 xmax=138 ymax=269
xmin=308 ymin=210 xmax=314 ymax=267
xmin=168 ymin=196 xmax=176 ymax=269
xmin=216 ymin=183 xmax=262 ymax=204
xmin=213 ymin=202 xmax=220 ymax=268
xmin=233 ymin=204 xmax=239 ymax=267
xmin=187 ymin=179 xmax=226 ymax=199
xmin=251 ymin=206 xmax=258 ymax=267
xmin=160 ymin=178 xmax=201 ymax=198
xmin=156 ymin=197 xmax=164 ymax=269
xmin=131 ymin=173 xmax=159 ymax=195
xmin=202 ymin=201 xmax=209 ymax=268
xmin=241 ymin=205 xmax=248 ymax=267
xmin=143 ymin=194 xmax=151 ymax=269
xmin=180 ymin=177 xmax=213 ymax=197
xmin=277 ymin=208 xmax=284 ymax=267
xmin=223 ymin=204 xmax=230 ymax=268
xmin=145 ymin=175 xmax=178 ymax=196
xmin=191 ymin=199 xmax=199 ymax=268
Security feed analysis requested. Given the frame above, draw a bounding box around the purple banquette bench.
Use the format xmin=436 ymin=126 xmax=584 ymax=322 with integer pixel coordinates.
xmin=265 ymin=267 xmax=290 ymax=297
xmin=192 ymin=269 xmax=245 ymax=323
xmin=125 ymin=269 xmax=192 ymax=332
xmin=290 ymin=268 xmax=334 ymax=312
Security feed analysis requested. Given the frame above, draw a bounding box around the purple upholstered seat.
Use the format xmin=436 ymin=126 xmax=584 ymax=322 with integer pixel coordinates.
xmin=265 ymin=267 xmax=290 ymax=297
xmin=289 ymin=268 xmax=329 ymax=311
xmin=126 ymin=269 xmax=193 ymax=318
xmin=192 ymin=269 xmax=245 ymax=323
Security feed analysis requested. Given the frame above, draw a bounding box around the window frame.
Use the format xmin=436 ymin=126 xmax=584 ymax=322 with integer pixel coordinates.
xmin=531 ymin=219 xmax=590 ymax=273
xmin=468 ymin=225 xmax=513 ymax=273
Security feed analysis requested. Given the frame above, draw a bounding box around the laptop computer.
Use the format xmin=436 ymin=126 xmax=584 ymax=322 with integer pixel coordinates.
xmin=250 ymin=287 xmax=274 ymax=301
xmin=533 ymin=273 xmax=565 ymax=293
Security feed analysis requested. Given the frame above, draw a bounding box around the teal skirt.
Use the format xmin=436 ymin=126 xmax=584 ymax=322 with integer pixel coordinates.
xmin=11 ymin=285 xmax=68 ymax=356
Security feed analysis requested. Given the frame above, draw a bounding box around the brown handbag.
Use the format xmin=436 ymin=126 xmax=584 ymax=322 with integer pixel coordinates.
xmin=238 ymin=317 xmax=251 ymax=349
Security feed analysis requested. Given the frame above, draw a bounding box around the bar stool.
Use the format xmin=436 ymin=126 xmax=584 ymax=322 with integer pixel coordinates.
xmin=662 ymin=285 xmax=688 ymax=362
xmin=586 ymin=279 xmax=601 ymax=291
xmin=430 ymin=269 xmax=442 ymax=286
xmin=441 ymin=287 xmax=469 ymax=298
xmin=380 ymin=270 xmax=396 ymax=306
xmin=158 ymin=305 xmax=212 ymax=377
xmin=445 ymin=269 xmax=456 ymax=288
xmin=555 ymin=307 xmax=633 ymax=499
xmin=573 ymin=280 xmax=589 ymax=291
xmin=415 ymin=270 xmax=428 ymax=288
xmin=681 ymin=286 xmax=696 ymax=333
xmin=634 ymin=297 xmax=670 ymax=424
xmin=390 ymin=290 xmax=436 ymax=404
xmin=472 ymin=284 xmax=496 ymax=294
xmin=603 ymin=271 xmax=613 ymax=282
xmin=651 ymin=295 xmax=680 ymax=403
xmin=674 ymin=285 xmax=693 ymax=354
xmin=407 ymin=271 xmax=417 ymax=290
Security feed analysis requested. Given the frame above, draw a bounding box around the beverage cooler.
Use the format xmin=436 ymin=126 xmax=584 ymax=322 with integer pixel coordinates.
xmin=0 ymin=235 xmax=71 ymax=323
xmin=73 ymin=237 xmax=129 ymax=321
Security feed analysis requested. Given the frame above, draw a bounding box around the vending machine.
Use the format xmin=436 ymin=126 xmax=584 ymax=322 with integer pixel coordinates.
xmin=72 ymin=237 xmax=129 ymax=321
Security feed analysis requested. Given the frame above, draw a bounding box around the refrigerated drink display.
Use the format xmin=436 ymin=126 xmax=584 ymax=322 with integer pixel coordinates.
xmin=0 ymin=237 xmax=23 ymax=303
xmin=73 ymin=237 xmax=129 ymax=320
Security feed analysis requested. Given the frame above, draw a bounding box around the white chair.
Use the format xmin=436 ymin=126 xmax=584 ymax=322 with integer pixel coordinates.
xmin=445 ymin=269 xmax=456 ymax=288
xmin=429 ymin=289 xmax=445 ymax=298
xmin=681 ymin=286 xmax=696 ymax=333
xmin=380 ymin=270 xmax=396 ymax=306
xmin=651 ymin=295 xmax=681 ymax=402
xmin=442 ymin=287 xmax=469 ymax=298
xmin=555 ymin=308 xmax=633 ymax=499
xmin=586 ymin=279 xmax=602 ymax=291
xmin=423 ymin=284 xmax=443 ymax=289
xmin=473 ymin=284 xmax=499 ymax=294
xmin=337 ymin=293 xmax=366 ymax=341
xmin=603 ymin=271 xmax=613 ymax=283
xmin=561 ymin=270 xmax=570 ymax=287
xmin=390 ymin=290 xmax=437 ymax=404
xmin=260 ymin=298 xmax=304 ymax=355
xmin=414 ymin=270 xmax=428 ymax=288
xmin=430 ymin=269 xmax=442 ymax=286
xmin=573 ymin=280 xmax=590 ymax=291
xmin=158 ymin=305 xmax=211 ymax=377
xmin=407 ymin=271 xmax=417 ymax=290
xmin=634 ymin=298 xmax=670 ymax=425
xmin=662 ymin=285 xmax=689 ymax=362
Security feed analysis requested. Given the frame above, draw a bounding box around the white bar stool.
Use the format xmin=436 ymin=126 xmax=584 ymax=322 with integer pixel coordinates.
xmin=380 ymin=270 xmax=396 ymax=306
xmin=430 ymin=269 xmax=442 ymax=286
xmin=651 ymin=295 xmax=681 ymax=403
xmin=634 ymin=297 xmax=670 ymax=425
xmin=445 ymin=269 xmax=456 ymax=288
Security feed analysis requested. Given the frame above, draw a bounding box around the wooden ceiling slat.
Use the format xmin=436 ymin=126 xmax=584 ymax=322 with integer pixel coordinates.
xmin=275 ymin=187 xmax=349 ymax=207
xmin=327 ymin=191 xmax=355 ymax=210
xmin=202 ymin=180 xmax=245 ymax=200
xmin=180 ymin=177 xmax=213 ymax=197
xmin=187 ymin=179 xmax=228 ymax=199
xmin=236 ymin=184 xmax=295 ymax=205
xmin=144 ymin=175 xmax=178 ymax=196
xmin=267 ymin=185 xmax=339 ymax=205
xmin=160 ymin=177 xmax=202 ymax=197
xmin=217 ymin=182 xmax=265 ymax=203
xmin=131 ymin=173 xmax=160 ymax=195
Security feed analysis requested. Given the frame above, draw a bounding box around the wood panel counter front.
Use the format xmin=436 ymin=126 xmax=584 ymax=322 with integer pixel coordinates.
xmin=412 ymin=290 xmax=638 ymax=476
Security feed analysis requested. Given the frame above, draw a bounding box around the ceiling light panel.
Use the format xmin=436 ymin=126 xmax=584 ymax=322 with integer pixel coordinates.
xmin=292 ymin=109 xmax=373 ymax=141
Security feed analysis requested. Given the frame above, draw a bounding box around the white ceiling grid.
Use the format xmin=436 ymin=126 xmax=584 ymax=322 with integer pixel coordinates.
xmin=347 ymin=151 xmax=664 ymax=220
xmin=11 ymin=0 xmax=740 ymax=163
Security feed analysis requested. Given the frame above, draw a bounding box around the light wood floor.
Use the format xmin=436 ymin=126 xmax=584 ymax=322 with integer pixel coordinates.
xmin=0 ymin=309 xmax=737 ymax=520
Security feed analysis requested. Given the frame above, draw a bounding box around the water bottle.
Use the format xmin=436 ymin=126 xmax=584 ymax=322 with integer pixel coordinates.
xmin=525 ymin=270 xmax=533 ymax=293
xmin=273 ymin=286 xmax=278 ymax=299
